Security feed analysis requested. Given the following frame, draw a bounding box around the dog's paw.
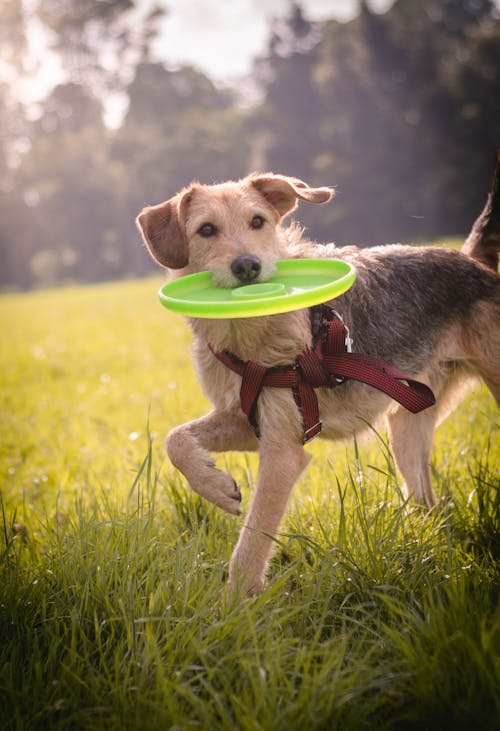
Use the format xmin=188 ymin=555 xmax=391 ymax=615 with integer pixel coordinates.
xmin=192 ymin=470 xmax=242 ymax=516
xmin=228 ymin=554 xmax=266 ymax=597
xmin=227 ymin=573 xmax=264 ymax=598
xmin=214 ymin=472 xmax=242 ymax=515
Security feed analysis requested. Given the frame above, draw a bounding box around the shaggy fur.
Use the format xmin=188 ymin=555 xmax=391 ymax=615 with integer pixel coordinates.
xmin=137 ymin=160 xmax=500 ymax=595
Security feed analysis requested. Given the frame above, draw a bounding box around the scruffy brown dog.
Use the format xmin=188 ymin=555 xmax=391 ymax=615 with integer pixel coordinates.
xmin=137 ymin=157 xmax=500 ymax=595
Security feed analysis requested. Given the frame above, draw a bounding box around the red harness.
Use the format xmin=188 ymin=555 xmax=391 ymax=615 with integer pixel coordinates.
xmin=209 ymin=306 xmax=435 ymax=444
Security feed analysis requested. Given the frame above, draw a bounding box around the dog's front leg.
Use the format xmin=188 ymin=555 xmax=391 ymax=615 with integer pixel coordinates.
xmin=228 ymin=430 xmax=311 ymax=596
xmin=166 ymin=410 xmax=258 ymax=515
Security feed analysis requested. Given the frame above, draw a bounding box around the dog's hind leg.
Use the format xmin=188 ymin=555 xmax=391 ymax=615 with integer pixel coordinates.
xmin=166 ymin=410 xmax=258 ymax=515
xmin=463 ymin=300 xmax=500 ymax=408
xmin=386 ymin=405 xmax=439 ymax=508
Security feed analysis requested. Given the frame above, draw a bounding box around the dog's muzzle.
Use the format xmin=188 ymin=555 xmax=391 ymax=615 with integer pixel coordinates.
xmin=231 ymin=254 xmax=262 ymax=283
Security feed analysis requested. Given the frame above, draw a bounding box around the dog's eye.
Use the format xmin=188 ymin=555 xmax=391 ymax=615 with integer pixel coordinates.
xmin=250 ymin=215 xmax=265 ymax=230
xmin=198 ymin=222 xmax=218 ymax=238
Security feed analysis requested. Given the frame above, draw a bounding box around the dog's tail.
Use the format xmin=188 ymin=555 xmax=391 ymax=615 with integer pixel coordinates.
xmin=462 ymin=149 xmax=500 ymax=273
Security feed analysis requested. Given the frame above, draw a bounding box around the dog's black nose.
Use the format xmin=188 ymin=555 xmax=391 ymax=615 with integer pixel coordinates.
xmin=231 ymin=254 xmax=262 ymax=283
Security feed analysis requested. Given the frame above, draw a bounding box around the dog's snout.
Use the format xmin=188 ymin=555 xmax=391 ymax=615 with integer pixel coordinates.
xmin=231 ymin=254 xmax=262 ymax=283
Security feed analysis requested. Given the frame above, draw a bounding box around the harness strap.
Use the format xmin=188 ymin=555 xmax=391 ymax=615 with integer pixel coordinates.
xmin=208 ymin=346 xmax=300 ymax=437
xmin=240 ymin=360 xmax=267 ymax=433
xmin=208 ymin=310 xmax=435 ymax=443
xmin=321 ymin=352 xmax=435 ymax=414
xmin=292 ymin=381 xmax=323 ymax=441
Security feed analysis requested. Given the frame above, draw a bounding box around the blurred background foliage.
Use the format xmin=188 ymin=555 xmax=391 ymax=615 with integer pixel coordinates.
xmin=1 ymin=0 xmax=499 ymax=289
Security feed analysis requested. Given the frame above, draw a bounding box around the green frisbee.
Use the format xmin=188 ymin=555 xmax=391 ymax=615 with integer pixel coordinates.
xmin=158 ymin=259 xmax=356 ymax=319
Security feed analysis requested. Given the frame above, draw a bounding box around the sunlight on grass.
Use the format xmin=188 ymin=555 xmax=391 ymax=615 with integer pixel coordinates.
xmin=1 ymin=278 xmax=204 ymax=520
xmin=1 ymin=276 xmax=499 ymax=731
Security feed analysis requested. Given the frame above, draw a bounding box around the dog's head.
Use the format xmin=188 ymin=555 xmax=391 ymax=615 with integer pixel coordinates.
xmin=136 ymin=173 xmax=333 ymax=287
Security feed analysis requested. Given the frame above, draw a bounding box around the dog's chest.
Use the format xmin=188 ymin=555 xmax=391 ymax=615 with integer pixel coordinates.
xmin=190 ymin=312 xmax=312 ymax=410
xmin=192 ymin=342 xmax=241 ymax=410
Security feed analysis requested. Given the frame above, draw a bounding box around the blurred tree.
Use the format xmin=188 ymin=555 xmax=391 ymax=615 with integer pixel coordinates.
xmin=0 ymin=0 xmax=31 ymax=166
xmin=35 ymin=0 xmax=167 ymax=126
xmin=0 ymin=0 xmax=26 ymax=73
xmin=0 ymin=1 xmax=30 ymax=287
xmin=310 ymin=0 xmax=499 ymax=244
xmin=437 ymin=11 xmax=500 ymax=232
xmin=11 ymin=82 xmax=124 ymax=285
xmin=1 ymin=0 xmax=498 ymax=288
xmin=114 ymin=61 xmax=251 ymax=269
xmin=0 ymin=0 xmax=167 ymax=286
xmin=36 ymin=0 xmax=156 ymax=88
xmin=250 ymin=4 xmax=323 ymax=181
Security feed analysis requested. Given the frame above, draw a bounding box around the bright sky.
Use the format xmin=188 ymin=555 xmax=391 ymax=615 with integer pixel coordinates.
xmin=153 ymin=0 xmax=394 ymax=81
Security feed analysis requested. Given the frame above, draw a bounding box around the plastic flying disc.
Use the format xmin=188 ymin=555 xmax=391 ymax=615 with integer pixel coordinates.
xmin=158 ymin=259 xmax=356 ymax=319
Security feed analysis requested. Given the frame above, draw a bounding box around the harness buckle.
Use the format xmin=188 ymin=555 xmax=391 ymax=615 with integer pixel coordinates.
xmin=325 ymin=307 xmax=353 ymax=353
xmin=303 ymin=421 xmax=322 ymax=444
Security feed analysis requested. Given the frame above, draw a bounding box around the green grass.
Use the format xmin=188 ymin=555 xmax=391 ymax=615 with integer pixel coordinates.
xmin=1 ymin=274 xmax=499 ymax=731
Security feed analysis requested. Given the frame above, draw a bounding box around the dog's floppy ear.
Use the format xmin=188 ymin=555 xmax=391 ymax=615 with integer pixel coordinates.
xmin=136 ymin=190 xmax=192 ymax=269
xmin=251 ymin=174 xmax=334 ymax=217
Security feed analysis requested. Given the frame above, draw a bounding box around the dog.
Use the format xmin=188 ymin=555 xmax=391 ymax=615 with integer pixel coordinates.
xmin=136 ymin=155 xmax=500 ymax=595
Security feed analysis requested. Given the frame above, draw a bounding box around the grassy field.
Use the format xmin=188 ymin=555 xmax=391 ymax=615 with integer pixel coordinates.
xmin=1 ymin=273 xmax=499 ymax=731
